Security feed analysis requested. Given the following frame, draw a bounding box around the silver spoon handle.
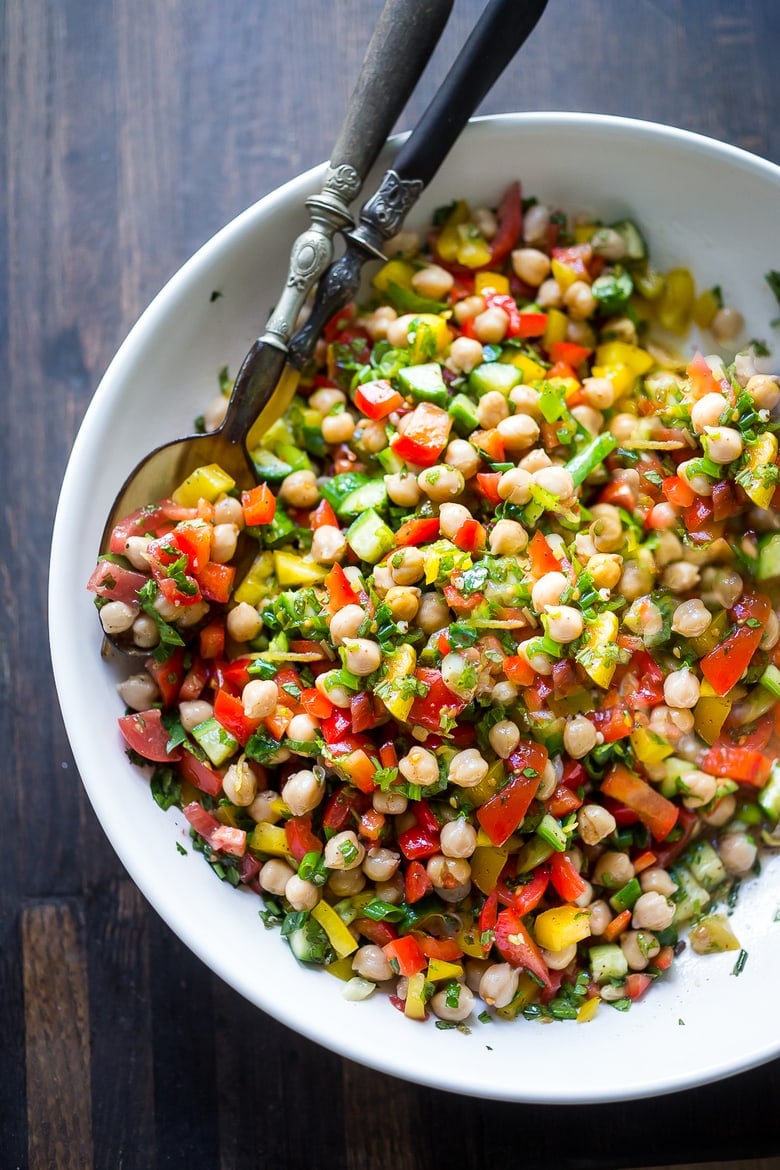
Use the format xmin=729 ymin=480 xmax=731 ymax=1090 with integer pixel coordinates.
xmin=260 ymin=0 xmax=453 ymax=350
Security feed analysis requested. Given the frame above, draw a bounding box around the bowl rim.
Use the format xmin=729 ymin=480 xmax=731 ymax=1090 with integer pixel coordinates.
xmin=50 ymin=111 xmax=780 ymax=1104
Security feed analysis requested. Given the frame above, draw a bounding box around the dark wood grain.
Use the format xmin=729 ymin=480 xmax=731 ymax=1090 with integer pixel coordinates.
xmin=3 ymin=0 xmax=780 ymax=1167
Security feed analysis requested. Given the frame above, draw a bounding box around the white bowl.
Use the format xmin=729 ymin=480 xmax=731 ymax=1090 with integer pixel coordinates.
xmin=50 ymin=113 xmax=780 ymax=1103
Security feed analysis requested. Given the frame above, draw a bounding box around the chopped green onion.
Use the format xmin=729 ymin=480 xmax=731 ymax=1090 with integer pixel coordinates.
xmin=564 ymin=433 xmax=619 ymax=487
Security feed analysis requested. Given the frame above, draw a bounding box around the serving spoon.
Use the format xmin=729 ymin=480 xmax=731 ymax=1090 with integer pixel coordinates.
xmin=100 ymin=0 xmax=549 ymax=655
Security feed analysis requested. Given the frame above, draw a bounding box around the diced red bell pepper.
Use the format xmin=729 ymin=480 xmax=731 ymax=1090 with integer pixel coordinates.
xmin=321 ymin=785 xmax=370 ymax=831
xmin=310 ymin=498 xmax=338 ymax=530
xmin=686 ymin=351 xmax=721 ymax=399
xmin=700 ymin=626 xmax=762 ymax=697
xmin=214 ymin=655 xmax=253 ymax=694
xmin=194 ymin=560 xmax=235 ymax=603
xmin=350 ymin=692 xmax=377 ymax=734
xmin=321 ymin=708 xmax=353 ymax=744
xmin=528 ymin=531 xmax=559 ymax=576
xmin=479 ymin=889 xmax=499 ymax=943
xmin=118 ymin=709 xmax=182 ymax=763
xmin=549 ymin=851 xmax=588 ymax=901
xmin=407 ymin=668 xmax=468 ymax=733
xmin=489 ymin=181 xmax=522 ymax=265
xmin=241 ymin=483 xmax=276 ymax=527
xmin=414 ymin=934 xmax=464 ymax=962
xmin=441 ymin=584 xmax=483 ymax=613
xmin=392 ymin=402 xmax=452 ymax=468
xmin=382 ymin=935 xmax=427 ymax=977
xmin=592 ymin=706 xmax=634 ymax=741
xmin=284 ymin=815 xmax=323 ymax=862
xmin=507 ymin=739 xmax=550 ymax=778
xmin=662 ymin=475 xmax=695 ymax=509
xmin=548 ymin=783 xmax=583 ymax=818
xmin=213 ymin=688 xmax=261 ymax=747
xmin=477 ymin=773 xmax=540 ymax=847
xmin=394 ymin=517 xmax=440 ymax=547
xmin=334 ymin=748 xmax=376 ymax=794
xmin=179 ymin=751 xmax=223 ymax=797
xmin=700 ymin=740 xmax=772 ymax=787
xmin=354 ymin=378 xmax=405 ymax=420
xmin=471 ymin=427 xmax=506 ymax=462
xmin=359 ymin=808 xmax=385 ymax=842
xmin=182 ymin=802 xmax=246 ymax=857
xmin=494 ymin=908 xmax=551 ymax=987
xmin=323 ymin=563 xmax=360 ymax=613
xmin=173 ymin=522 xmax=213 ymax=573
xmin=625 ymin=973 xmax=653 ymax=1001
xmin=452 ymin=519 xmax=486 ymax=553
xmin=503 ymin=654 xmax=536 ymax=687
xmin=476 ymin=472 xmax=502 ymax=504
xmin=404 ymin=860 xmax=433 ymax=904
xmin=684 ymin=497 xmax=714 ymax=534
xmin=199 ymin=619 xmax=225 ymax=660
xmin=496 ymin=860 xmax=550 ymax=914
xmin=145 ymin=647 xmax=186 ymax=706
xmin=355 ymin=918 xmax=399 ymax=947
xmin=549 ymin=340 xmax=592 ymax=367
xmin=711 ymin=480 xmax=742 ymax=521
xmin=600 ymin=764 xmax=679 ymax=841
xmin=397 ymin=800 xmax=441 ymax=860
xmin=299 ymin=687 xmax=333 ymax=720
xmin=379 ymin=741 xmax=399 ymax=770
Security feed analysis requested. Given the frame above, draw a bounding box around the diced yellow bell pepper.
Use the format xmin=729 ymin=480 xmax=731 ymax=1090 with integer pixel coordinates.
xmin=172 ymin=463 xmax=236 ymax=507
xmin=470 ymin=845 xmax=510 ymax=894
xmin=534 ymin=905 xmax=592 ymax=952
xmin=574 ymin=223 xmax=597 ymax=244
xmin=688 ymin=913 xmax=741 ymax=954
xmin=694 ymin=682 xmax=733 ymax=746
xmin=692 ymin=288 xmax=721 ymax=328
xmin=579 ymin=612 xmax=620 ymax=689
xmin=406 ymin=313 xmax=452 ymax=362
xmin=249 ymin=822 xmax=293 ymax=859
xmin=689 ymin=609 xmax=728 ymax=657
xmin=461 ymin=759 xmax=504 ymax=809
xmin=427 ymin=958 xmax=464 ymax=982
xmin=404 ymin=971 xmax=428 ymax=1020
xmin=595 ymin=341 xmax=654 ymax=375
xmin=657 ymin=267 xmax=696 ymax=334
xmin=273 ymin=550 xmax=329 ymax=587
xmin=590 ymin=363 xmax=635 ymax=399
xmin=576 ymin=996 xmax=600 ymax=1023
xmin=324 ymin=956 xmax=357 ymax=981
xmin=740 ymin=432 xmax=778 ymax=509
xmin=630 ymin=727 xmax=674 ymax=767
xmin=496 ymin=973 xmax=540 ymax=1019
xmin=550 ymin=258 xmax=581 ymax=292
xmin=372 ymin=258 xmax=415 ymax=293
xmin=311 ymin=900 xmax=358 ymax=959
xmin=216 ymin=805 xmax=239 ymax=828
xmin=379 ymin=644 xmax=418 ymax=722
xmin=542 ymin=307 xmax=569 ymax=349
xmin=423 ymin=540 xmax=472 ymax=586
xmin=455 ymin=225 xmax=492 ymax=269
xmin=456 ymin=920 xmax=486 ymax=959
xmin=499 ymin=350 xmax=547 ymax=382
xmin=233 ymin=551 xmax=276 ymax=606
xmin=475 ymin=271 xmax=510 ymax=296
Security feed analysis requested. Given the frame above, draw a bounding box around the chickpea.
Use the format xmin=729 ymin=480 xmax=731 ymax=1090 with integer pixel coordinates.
xmin=704 ymin=425 xmax=743 ymax=464
xmin=593 ymin=851 xmax=634 ymax=888
xmin=310 ymin=525 xmax=347 ymax=564
xmin=411 ymin=263 xmax=454 ymax=300
xmin=328 ymin=868 xmax=366 ymax=897
xmin=175 ymin=600 xmax=210 ymax=630
xmin=385 ymin=314 xmax=417 ymax=348
xmin=385 ymin=472 xmax=422 ymax=511
xmin=131 ymin=614 xmax=160 ymax=649
xmin=563 ymin=279 xmax=596 ymax=320
xmin=533 ymin=465 xmax=575 ymax=501
xmin=115 ymin=672 xmax=158 ymax=712
xmin=586 ymin=553 xmax=623 ymax=590
xmin=497 ymin=466 xmax=533 ymax=505
xmin=492 ymin=680 xmax=518 ymax=707
xmin=209 ymin=522 xmax=239 ymax=565
xmin=439 ymin=502 xmax=473 ymax=540
xmin=531 ymin=571 xmax=568 ymax=612
xmin=227 ymin=602 xmax=262 ymax=643
xmin=718 ymin=828 xmax=758 ymax=875
xmin=663 ymin=668 xmax=701 ymax=710
xmin=431 ymin=983 xmax=474 ymax=1023
xmin=488 ymin=719 xmax=521 ymax=759
xmin=440 ymin=819 xmax=478 ymax=859
xmin=590 ymin=504 xmax=623 ymax=552
xmin=398 ymin=746 xmax=439 ymax=787
xmin=279 ymin=469 xmax=319 ymax=508
xmin=453 ymin=295 xmax=485 ymax=324
xmin=203 ymin=392 xmax=229 ymax=431
xmin=509 ymin=384 xmax=542 ymax=418
xmin=708 ymin=567 xmax=743 ymax=609
xmin=362 ymin=847 xmax=401 ymax=883
xmin=99 ymin=600 xmax=137 ymax=635
xmin=746 ymin=373 xmax=780 ymax=410
xmin=342 ymin=638 xmax=382 ymax=676
xmin=670 ymin=599 xmax=710 ymax=639
xmin=620 ymin=929 xmax=660 ymax=972
xmin=427 ymin=855 xmax=471 ymax=902
xmin=479 ymin=962 xmax=520 ymax=1009
xmin=324 ymin=830 xmax=365 ymax=871
xmin=489 ymin=518 xmax=528 ymax=556
xmin=384 ymin=585 xmax=420 ymax=622
xmin=511 ymin=247 xmax=551 ymax=286
xmin=248 ymin=790 xmax=282 ymax=825
xmin=523 ymin=202 xmax=551 ymax=245
xmin=640 ymin=867 xmax=678 ymax=897
xmin=444 ymin=438 xmax=480 ymax=479
xmin=761 ymin=610 xmax=780 ymax=651
xmin=353 ymin=417 xmax=388 ymax=455
xmin=122 ymin=535 xmax=151 ymax=570
xmin=655 ymin=530 xmax=684 ymax=568
xmin=389 ymin=547 xmax=425 ymax=586
xmin=536 ymin=277 xmax=562 ymax=309
xmin=374 ymin=873 xmax=404 ymax=904
xmin=314 ymin=671 xmax=352 ymax=709
xmin=564 ymin=716 xmax=597 ymax=760
xmin=477 ymin=390 xmax=510 ymax=429
xmin=711 ymin=305 xmax=745 ymax=342
xmin=448 ymin=748 xmax=489 ymax=789
xmin=677 ymin=459 xmax=713 ymax=498
xmin=581 ymin=376 xmax=616 ymax=410
xmin=329 ymin=604 xmax=365 ymax=645
xmin=662 ymin=560 xmax=700 ymax=593
xmin=496 ymin=413 xmax=540 ymax=451
xmin=416 ymin=592 xmax=451 ymax=634
xmin=472 ymin=306 xmax=508 ymax=344
xmin=447 ymin=336 xmax=484 ymax=375
xmin=352 ymin=945 xmax=393 ymax=983
xmin=541 ymin=942 xmax=578 ymax=971
xmin=544 ymin=604 xmax=584 ymax=643
xmin=679 ymin=768 xmax=717 ymax=809
xmin=631 ymin=891 xmax=675 ymax=932
xmin=700 ymin=793 xmax=737 ymax=827
xmin=222 ymin=757 xmax=258 ymax=807
xmin=372 ymin=791 xmax=408 ymax=817
xmin=321 ymin=411 xmax=356 ymax=445
xmin=690 ymin=392 xmax=728 ymax=434
xmin=588 ymin=900 xmax=613 ymax=936
xmin=260 ymin=858 xmax=296 ymax=896
xmin=285 ymin=875 xmax=320 ymax=912
xmin=519 ymin=642 xmax=553 ymax=677
xmin=309 ymin=386 xmax=346 ymax=414
xmin=417 ymin=464 xmax=465 ymax=504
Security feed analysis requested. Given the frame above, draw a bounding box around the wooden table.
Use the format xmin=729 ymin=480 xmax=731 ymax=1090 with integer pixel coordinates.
xmin=4 ymin=0 xmax=780 ymax=1166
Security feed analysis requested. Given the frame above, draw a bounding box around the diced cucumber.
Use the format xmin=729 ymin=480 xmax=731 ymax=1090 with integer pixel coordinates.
xmin=263 ymin=416 xmax=295 ymax=453
xmin=338 ymin=479 xmax=388 ymax=518
xmin=288 ymin=918 xmax=333 ymax=965
xmin=609 ymin=877 xmax=642 ymax=913
xmin=276 ymin=443 xmax=312 ymax=473
xmin=535 ymin=813 xmax=567 ymax=852
xmin=250 ymin=447 xmax=293 ymax=483
xmin=610 ymin=218 xmax=648 ymax=262
xmin=259 ymin=504 xmax=297 ymax=549
xmin=377 ymin=447 xmax=405 ymax=475
xmin=346 ymin=509 xmax=395 ymax=564
xmin=759 ymin=663 xmax=780 ymax=700
xmin=589 ymin=943 xmax=628 ymax=983
xmin=448 ymin=393 xmax=480 ymax=437
xmin=191 ymin=717 xmax=240 ymax=767
xmin=670 ymin=865 xmax=711 ymax=926
xmin=398 ymin=361 xmax=448 ymax=407
xmin=663 ymin=756 xmax=695 ymax=800
xmin=468 ymin=361 xmax=521 ymax=398
xmin=758 ymin=761 xmax=780 ymax=822
xmin=757 ymin=533 xmax=780 ymax=582
xmin=320 ymin=472 xmax=373 ymax=512
xmin=683 ymin=840 xmax=727 ymax=893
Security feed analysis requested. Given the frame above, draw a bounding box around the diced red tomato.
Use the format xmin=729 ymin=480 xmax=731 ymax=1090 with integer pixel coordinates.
xmin=179 ymin=751 xmax=223 ymax=797
xmin=182 ymin=801 xmax=246 ymax=857
xmin=404 ymin=860 xmax=433 ymax=904
xmin=145 ymin=648 xmax=186 ymax=706
xmin=496 ymin=860 xmax=550 ymax=914
xmin=711 ymin=480 xmax=742 ymax=522
xmin=592 ymin=706 xmax=634 ymax=741
xmin=600 ymin=764 xmax=679 ymax=841
xmin=452 ymin=519 xmax=486 ymax=552
xmin=528 ymin=530 xmax=559 ymax=576
xmin=354 ymin=378 xmax=405 ymax=420
xmin=194 ymin=560 xmax=235 ymax=603
xmin=392 ymin=402 xmax=452 ymax=468
xmin=350 ymin=692 xmax=377 ymax=734
xmin=383 ymin=935 xmax=427 ymax=977
xmin=684 ymin=497 xmax=714 ymax=534
xmin=549 ymin=341 xmax=591 ymax=367
xmin=299 ymin=687 xmax=333 ymax=720
xmin=414 ymin=934 xmax=464 ymax=962
xmin=108 ymin=500 xmax=197 ymax=554
xmin=321 ymin=708 xmax=353 ymax=744
xmin=242 ymin=483 xmax=276 ymax=526
xmin=441 ymin=584 xmax=483 ymax=613
xmin=323 ymin=563 xmax=360 ymax=613
xmin=477 ymin=772 xmax=540 ymax=848
xmin=87 ymin=560 xmax=149 ymax=605
xmin=471 ymin=427 xmax=505 ymax=462
xmin=700 ymin=626 xmax=762 ymax=697
xmin=503 ymin=655 xmax=536 ymax=687
xmin=355 ymin=918 xmax=399 ymax=947
xmin=173 ymin=521 xmax=213 ymax=573
xmin=662 ymin=475 xmax=695 ymax=508
xmin=310 ymin=498 xmax=338 ymax=530
xmin=625 ymin=973 xmax=653 ymax=1001
xmin=475 ymin=472 xmax=502 ymax=504
xmin=321 ymin=785 xmax=370 ymax=831
xmin=494 ymin=908 xmax=551 ymax=987
xmin=179 ymin=658 xmax=211 ymax=701
xmin=549 ymin=851 xmax=588 ymax=901
xmin=407 ymin=668 xmax=468 ymax=733
xmin=686 ymin=351 xmax=721 ymax=398
xmin=118 ymin=709 xmax=182 ymax=763
xmin=213 ymin=688 xmax=261 ymax=746
xmin=700 ymin=740 xmax=772 ymax=787
xmin=548 ymin=783 xmax=583 ymax=818
xmin=394 ymin=517 xmax=440 ymax=547
xmin=284 ymin=815 xmax=323 ymax=862
xmin=551 ymin=243 xmax=591 ymax=279
xmin=489 ymin=181 xmax=522 ymax=265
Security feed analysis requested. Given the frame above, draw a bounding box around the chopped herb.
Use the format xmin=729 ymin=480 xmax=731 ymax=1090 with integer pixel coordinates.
xmin=732 ymin=948 xmax=749 ymax=976
xmin=210 ymin=289 xmax=223 ymax=302
xmin=176 ymin=841 xmax=187 ymax=856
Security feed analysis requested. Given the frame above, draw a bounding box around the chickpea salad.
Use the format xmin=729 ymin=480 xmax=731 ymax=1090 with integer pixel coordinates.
xmin=89 ymin=182 xmax=780 ymax=1027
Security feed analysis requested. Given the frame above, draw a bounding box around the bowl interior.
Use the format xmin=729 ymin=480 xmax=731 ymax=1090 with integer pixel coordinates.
xmin=50 ymin=113 xmax=780 ymax=1103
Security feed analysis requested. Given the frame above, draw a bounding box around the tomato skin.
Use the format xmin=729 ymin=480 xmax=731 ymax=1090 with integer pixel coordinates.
xmin=452 ymin=519 xmax=486 ymax=552
xmin=321 ymin=785 xmax=370 ymax=831
xmin=686 ymin=351 xmax=721 ymax=398
xmin=494 ymin=908 xmax=551 ymax=987
xmin=118 ymin=709 xmax=182 ymax=763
